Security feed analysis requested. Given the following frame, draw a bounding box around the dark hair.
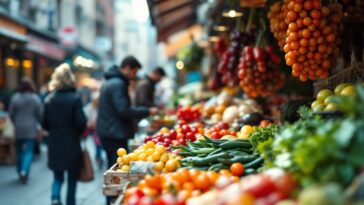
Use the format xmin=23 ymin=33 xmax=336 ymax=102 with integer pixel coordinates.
xmin=18 ymin=77 xmax=36 ymax=93
xmin=120 ymin=56 xmax=142 ymax=69
xmin=153 ymin=67 xmax=166 ymax=77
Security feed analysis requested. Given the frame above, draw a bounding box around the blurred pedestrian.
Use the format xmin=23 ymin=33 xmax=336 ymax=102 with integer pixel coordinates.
xmin=96 ymin=56 xmax=158 ymax=205
xmin=135 ymin=67 xmax=166 ymax=107
xmin=8 ymin=77 xmax=43 ymax=184
xmin=42 ymin=63 xmax=87 ymax=205
xmin=83 ymin=92 xmax=104 ymax=168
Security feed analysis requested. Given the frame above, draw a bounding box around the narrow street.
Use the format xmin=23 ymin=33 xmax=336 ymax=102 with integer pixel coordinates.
xmin=0 ymin=138 xmax=106 ymax=205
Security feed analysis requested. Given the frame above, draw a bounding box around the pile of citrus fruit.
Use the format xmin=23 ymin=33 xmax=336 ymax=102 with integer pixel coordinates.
xmin=116 ymin=141 xmax=180 ymax=172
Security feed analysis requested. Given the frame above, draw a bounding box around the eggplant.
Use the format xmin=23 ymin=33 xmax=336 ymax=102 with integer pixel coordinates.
xmin=241 ymin=112 xmax=264 ymax=126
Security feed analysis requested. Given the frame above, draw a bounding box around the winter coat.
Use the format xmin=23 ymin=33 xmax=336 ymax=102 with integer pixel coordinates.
xmin=96 ymin=66 xmax=149 ymax=140
xmin=135 ymin=76 xmax=157 ymax=107
xmin=42 ymin=88 xmax=86 ymax=171
xmin=9 ymin=92 xmax=43 ymax=139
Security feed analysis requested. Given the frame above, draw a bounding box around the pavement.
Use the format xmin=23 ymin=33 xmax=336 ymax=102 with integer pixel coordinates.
xmin=0 ymin=138 xmax=107 ymax=205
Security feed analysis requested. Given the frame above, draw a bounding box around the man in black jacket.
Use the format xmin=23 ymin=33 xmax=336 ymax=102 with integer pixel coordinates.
xmin=96 ymin=56 xmax=157 ymax=171
xmin=135 ymin=67 xmax=166 ymax=107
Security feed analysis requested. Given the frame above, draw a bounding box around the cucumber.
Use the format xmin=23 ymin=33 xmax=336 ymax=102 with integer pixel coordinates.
xmin=208 ymin=163 xmax=229 ymax=171
xmin=244 ymin=168 xmax=257 ymax=175
xmin=208 ymin=148 xmax=223 ymax=156
xmin=191 ymin=152 xmax=228 ymax=166
xmin=229 ymin=155 xmax=258 ymax=164
xmin=244 ymin=157 xmax=264 ymax=169
xmin=178 ymin=152 xmax=194 ymax=157
xmin=191 ymin=147 xmax=216 ymax=155
xmin=219 ymin=140 xmax=252 ymax=150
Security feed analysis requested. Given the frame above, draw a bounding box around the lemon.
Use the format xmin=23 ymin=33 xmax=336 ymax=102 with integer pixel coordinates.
xmin=160 ymin=153 xmax=169 ymax=163
xmin=334 ymin=83 xmax=350 ymax=95
xmin=121 ymin=165 xmax=130 ymax=172
xmin=144 ymin=141 xmax=156 ymax=149
xmin=151 ymin=152 xmax=161 ymax=161
xmin=324 ymin=103 xmax=338 ymax=111
xmin=116 ymin=157 xmax=123 ymax=165
xmin=323 ymin=96 xmax=335 ymax=105
xmin=128 ymin=153 xmax=138 ymax=161
xmin=147 ymin=156 xmax=154 ymax=162
xmin=311 ymin=100 xmax=323 ymax=109
xmin=155 ymin=145 xmax=166 ymax=154
xmin=145 ymin=148 xmax=154 ymax=156
xmin=117 ymin=148 xmax=127 ymax=157
xmin=138 ymin=153 xmax=147 ymax=161
xmin=154 ymin=161 xmax=164 ymax=171
xmin=165 ymin=159 xmax=179 ymax=172
xmin=121 ymin=155 xmax=131 ymax=165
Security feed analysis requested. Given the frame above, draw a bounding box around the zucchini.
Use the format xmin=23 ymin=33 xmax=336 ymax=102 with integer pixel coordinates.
xmin=219 ymin=140 xmax=252 ymax=150
xmin=244 ymin=157 xmax=264 ymax=169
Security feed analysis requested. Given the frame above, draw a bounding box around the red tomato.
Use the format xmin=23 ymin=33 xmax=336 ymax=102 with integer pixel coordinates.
xmin=169 ymin=130 xmax=177 ymax=140
xmin=259 ymin=120 xmax=271 ymax=127
xmin=210 ymin=132 xmax=221 ymax=139
xmin=241 ymin=174 xmax=277 ymax=198
xmin=178 ymin=139 xmax=186 ymax=146
xmin=181 ymin=125 xmax=191 ymax=134
xmin=273 ymin=173 xmax=298 ymax=198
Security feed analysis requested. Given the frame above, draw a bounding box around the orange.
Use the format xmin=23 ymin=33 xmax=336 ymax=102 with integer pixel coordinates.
xmin=206 ymin=171 xmax=219 ymax=184
xmin=175 ymin=169 xmax=190 ymax=184
xmin=182 ymin=182 xmax=195 ymax=191
xmin=219 ymin=169 xmax=232 ymax=177
xmin=144 ymin=174 xmax=162 ymax=191
xmin=193 ymin=173 xmax=211 ymax=191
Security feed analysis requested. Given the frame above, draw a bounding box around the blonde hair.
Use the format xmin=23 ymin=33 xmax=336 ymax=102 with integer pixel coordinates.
xmin=49 ymin=63 xmax=76 ymax=91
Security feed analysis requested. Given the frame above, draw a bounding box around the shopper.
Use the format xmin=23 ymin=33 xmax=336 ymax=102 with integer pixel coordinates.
xmin=8 ymin=77 xmax=43 ymax=184
xmin=135 ymin=67 xmax=166 ymax=107
xmin=42 ymin=63 xmax=87 ymax=205
xmin=83 ymin=92 xmax=104 ymax=168
xmin=96 ymin=57 xmax=158 ymax=203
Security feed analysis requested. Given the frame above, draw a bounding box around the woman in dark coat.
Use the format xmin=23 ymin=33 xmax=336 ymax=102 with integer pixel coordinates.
xmin=42 ymin=63 xmax=86 ymax=205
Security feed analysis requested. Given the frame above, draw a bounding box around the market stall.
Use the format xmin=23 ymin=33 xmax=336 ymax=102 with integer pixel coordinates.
xmin=103 ymin=0 xmax=364 ymax=204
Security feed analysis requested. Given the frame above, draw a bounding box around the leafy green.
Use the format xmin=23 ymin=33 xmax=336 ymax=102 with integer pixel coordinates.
xmin=249 ymin=124 xmax=280 ymax=151
xmin=260 ymin=85 xmax=364 ymax=187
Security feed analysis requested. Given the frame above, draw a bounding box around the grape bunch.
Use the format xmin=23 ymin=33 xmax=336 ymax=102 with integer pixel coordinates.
xmin=218 ymin=31 xmax=252 ymax=86
xmin=283 ymin=0 xmax=343 ymax=81
xmin=238 ymin=45 xmax=285 ymax=98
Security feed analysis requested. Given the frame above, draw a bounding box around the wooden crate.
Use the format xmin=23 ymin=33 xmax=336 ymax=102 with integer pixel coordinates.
xmin=103 ymin=164 xmax=146 ymax=196
xmin=314 ymin=62 xmax=364 ymax=91
xmin=0 ymin=137 xmax=15 ymax=164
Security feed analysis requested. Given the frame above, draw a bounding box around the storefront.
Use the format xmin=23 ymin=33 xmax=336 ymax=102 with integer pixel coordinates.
xmin=24 ymin=31 xmax=66 ymax=86
xmin=0 ymin=15 xmax=27 ymax=106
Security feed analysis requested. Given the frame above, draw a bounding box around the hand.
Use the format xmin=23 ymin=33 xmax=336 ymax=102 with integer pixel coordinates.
xmin=149 ymin=107 xmax=158 ymax=115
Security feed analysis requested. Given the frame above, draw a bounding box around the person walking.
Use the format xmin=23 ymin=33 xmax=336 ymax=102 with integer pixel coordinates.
xmin=135 ymin=67 xmax=166 ymax=107
xmin=9 ymin=77 xmax=43 ymax=184
xmin=83 ymin=92 xmax=104 ymax=168
xmin=42 ymin=64 xmax=87 ymax=205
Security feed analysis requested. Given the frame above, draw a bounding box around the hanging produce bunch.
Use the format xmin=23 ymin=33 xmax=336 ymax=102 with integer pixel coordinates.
xmin=218 ymin=30 xmax=253 ymax=87
xmin=268 ymin=0 xmax=343 ymax=81
xmin=237 ymin=16 xmax=285 ymax=98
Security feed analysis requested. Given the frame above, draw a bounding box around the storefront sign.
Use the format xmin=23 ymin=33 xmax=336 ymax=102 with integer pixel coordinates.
xmin=59 ymin=25 xmax=78 ymax=48
xmin=26 ymin=35 xmax=65 ymax=60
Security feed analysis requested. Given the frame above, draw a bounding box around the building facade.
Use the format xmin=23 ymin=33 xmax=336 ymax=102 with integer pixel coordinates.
xmin=0 ymin=0 xmax=114 ymax=106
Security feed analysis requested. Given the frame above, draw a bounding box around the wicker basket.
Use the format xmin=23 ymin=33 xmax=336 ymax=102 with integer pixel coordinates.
xmin=314 ymin=62 xmax=364 ymax=91
xmin=103 ymin=164 xmax=146 ymax=196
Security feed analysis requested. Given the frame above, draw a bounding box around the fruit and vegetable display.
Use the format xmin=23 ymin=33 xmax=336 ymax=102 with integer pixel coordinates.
xmin=144 ymin=124 xmax=203 ymax=148
xmin=176 ymin=106 xmax=202 ymax=123
xmin=124 ymin=169 xmax=240 ymax=205
xmin=311 ymin=83 xmax=357 ymax=112
xmin=259 ymin=86 xmax=364 ymax=187
xmin=175 ymin=136 xmax=263 ymax=173
xmin=116 ymin=141 xmax=181 ymax=173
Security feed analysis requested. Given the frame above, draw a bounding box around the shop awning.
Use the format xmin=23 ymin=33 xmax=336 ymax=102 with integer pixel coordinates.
xmin=148 ymin=0 xmax=205 ymax=42
xmin=26 ymin=35 xmax=65 ymax=61
xmin=0 ymin=28 xmax=27 ymax=43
